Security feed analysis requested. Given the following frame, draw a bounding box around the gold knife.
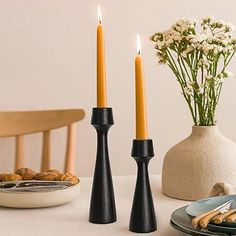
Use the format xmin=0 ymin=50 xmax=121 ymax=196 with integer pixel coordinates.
xmin=191 ymin=200 xmax=233 ymax=228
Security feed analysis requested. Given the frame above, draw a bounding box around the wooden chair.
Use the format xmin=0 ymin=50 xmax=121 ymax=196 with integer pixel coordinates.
xmin=0 ymin=109 xmax=85 ymax=174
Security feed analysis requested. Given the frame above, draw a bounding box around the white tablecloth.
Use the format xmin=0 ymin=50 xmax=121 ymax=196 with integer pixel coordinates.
xmin=1 ymin=175 xmax=190 ymax=236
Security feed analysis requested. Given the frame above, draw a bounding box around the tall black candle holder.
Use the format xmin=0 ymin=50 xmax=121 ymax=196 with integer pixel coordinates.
xmin=89 ymin=107 xmax=117 ymax=224
xmin=129 ymin=139 xmax=157 ymax=233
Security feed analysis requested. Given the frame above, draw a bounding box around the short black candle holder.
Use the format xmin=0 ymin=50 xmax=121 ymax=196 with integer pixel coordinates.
xmin=129 ymin=139 xmax=157 ymax=233
xmin=89 ymin=107 xmax=117 ymax=224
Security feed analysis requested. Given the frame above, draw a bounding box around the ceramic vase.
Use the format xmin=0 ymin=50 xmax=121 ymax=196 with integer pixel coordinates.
xmin=162 ymin=125 xmax=236 ymax=201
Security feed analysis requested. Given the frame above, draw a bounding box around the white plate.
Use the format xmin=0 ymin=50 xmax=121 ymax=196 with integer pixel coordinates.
xmin=0 ymin=183 xmax=80 ymax=208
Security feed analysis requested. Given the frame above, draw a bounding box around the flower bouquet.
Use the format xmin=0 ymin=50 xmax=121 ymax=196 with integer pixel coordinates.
xmin=151 ymin=16 xmax=236 ymax=125
xmin=151 ymin=17 xmax=236 ymax=200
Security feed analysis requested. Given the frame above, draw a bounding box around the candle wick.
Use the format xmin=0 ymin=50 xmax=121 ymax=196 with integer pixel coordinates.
xmin=99 ymin=18 xmax=102 ymax=24
xmin=138 ymin=50 xmax=141 ymax=55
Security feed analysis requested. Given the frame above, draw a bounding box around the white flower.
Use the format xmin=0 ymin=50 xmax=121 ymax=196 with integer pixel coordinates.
xmin=225 ymin=22 xmax=235 ymax=32
xmin=212 ymin=20 xmax=226 ymax=30
xmin=215 ymin=77 xmax=224 ymax=83
xmin=202 ymin=43 xmax=214 ymax=54
xmin=196 ymin=42 xmax=203 ymax=50
xmin=166 ymin=38 xmax=174 ymax=45
xmin=226 ymin=32 xmax=233 ymax=38
xmin=156 ymin=51 xmax=167 ymax=64
xmin=215 ymin=73 xmax=225 ymax=83
xmin=156 ymin=41 xmax=166 ymax=50
xmin=163 ymin=29 xmax=173 ymax=39
xmin=197 ymin=58 xmax=209 ymax=68
xmin=175 ymin=25 xmax=182 ymax=32
xmin=205 ymin=75 xmax=213 ymax=80
xmin=172 ymin=32 xmax=182 ymax=42
xmin=197 ymin=33 xmax=207 ymax=42
xmin=183 ymin=86 xmax=194 ymax=96
xmin=151 ymin=34 xmax=162 ymax=42
xmin=158 ymin=59 xmax=166 ymax=64
xmin=186 ymin=35 xmax=196 ymax=42
xmin=181 ymin=45 xmax=195 ymax=57
xmin=207 ymin=37 xmax=214 ymax=43
xmin=222 ymin=45 xmax=234 ymax=53
xmin=223 ymin=70 xmax=233 ymax=78
xmin=221 ymin=39 xmax=229 ymax=46
xmin=213 ymin=45 xmax=223 ymax=54
xmin=183 ymin=82 xmax=195 ymax=96
xmin=162 ymin=29 xmax=183 ymax=43
xmin=216 ymin=33 xmax=231 ymax=41
xmin=173 ymin=18 xmax=196 ymax=33
xmin=197 ymin=83 xmax=205 ymax=94
xmin=181 ymin=51 xmax=187 ymax=58
xmin=202 ymin=16 xmax=215 ymax=25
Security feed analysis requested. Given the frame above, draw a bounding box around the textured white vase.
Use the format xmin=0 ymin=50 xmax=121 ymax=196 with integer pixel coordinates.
xmin=162 ymin=126 xmax=236 ymax=201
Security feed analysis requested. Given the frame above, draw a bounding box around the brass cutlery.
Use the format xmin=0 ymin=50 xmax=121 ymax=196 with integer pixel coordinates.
xmin=191 ymin=200 xmax=235 ymax=228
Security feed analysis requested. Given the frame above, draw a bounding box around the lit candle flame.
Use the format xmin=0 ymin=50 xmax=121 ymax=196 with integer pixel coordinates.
xmin=97 ymin=5 xmax=102 ymax=24
xmin=136 ymin=34 xmax=141 ymax=55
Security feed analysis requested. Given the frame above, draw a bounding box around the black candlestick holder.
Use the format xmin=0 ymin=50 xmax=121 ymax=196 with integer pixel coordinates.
xmin=129 ymin=139 xmax=157 ymax=233
xmin=89 ymin=107 xmax=117 ymax=224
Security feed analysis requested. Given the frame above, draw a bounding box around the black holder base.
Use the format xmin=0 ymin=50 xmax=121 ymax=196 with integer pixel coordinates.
xmin=129 ymin=139 xmax=157 ymax=233
xmin=89 ymin=107 xmax=117 ymax=224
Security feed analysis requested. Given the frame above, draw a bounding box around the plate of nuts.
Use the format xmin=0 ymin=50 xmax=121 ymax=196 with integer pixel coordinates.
xmin=0 ymin=168 xmax=80 ymax=208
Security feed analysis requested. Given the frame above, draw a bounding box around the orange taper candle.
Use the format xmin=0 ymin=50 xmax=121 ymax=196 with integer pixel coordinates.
xmin=135 ymin=34 xmax=148 ymax=140
xmin=97 ymin=6 xmax=107 ymax=107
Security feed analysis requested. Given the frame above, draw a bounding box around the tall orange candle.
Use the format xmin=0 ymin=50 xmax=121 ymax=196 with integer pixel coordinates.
xmin=97 ymin=6 xmax=107 ymax=107
xmin=135 ymin=34 xmax=148 ymax=140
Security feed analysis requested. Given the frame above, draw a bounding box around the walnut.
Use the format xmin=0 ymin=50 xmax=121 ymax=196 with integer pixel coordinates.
xmin=69 ymin=176 xmax=79 ymax=185
xmin=4 ymin=173 xmax=22 ymax=181
xmin=0 ymin=174 xmax=8 ymax=182
xmin=15 ymin=168 xmax=36 ymax=180
xmin=59 ymin=173 xmax=73 ymax=180
xmin=47 ymin=169 xmax=61 ymax=176
xmin=35 ymin=172 xmax=58 ymax=181
xmin=60 ymin=173 xmax=79 ymax=185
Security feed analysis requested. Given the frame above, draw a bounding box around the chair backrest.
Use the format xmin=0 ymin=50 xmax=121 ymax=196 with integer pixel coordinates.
xmin=0 ymin=109 xmax=85 ymax=174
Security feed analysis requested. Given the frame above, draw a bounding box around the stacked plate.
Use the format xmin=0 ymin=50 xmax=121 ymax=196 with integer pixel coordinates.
xmin=171 ymin=195 xmax=236 ymax=236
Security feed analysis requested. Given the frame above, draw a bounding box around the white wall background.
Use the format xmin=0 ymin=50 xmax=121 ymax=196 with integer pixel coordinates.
xmin=0 ymin=0 xmax=236 ymax=176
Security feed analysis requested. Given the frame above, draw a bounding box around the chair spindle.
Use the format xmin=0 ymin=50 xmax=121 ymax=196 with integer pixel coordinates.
xmin=41 ymin=130 xmax=51 ymax=172
xmin=64 ymin=123 xmax=76 ymax=174
xmin=15 ymin=135 xmax=25 ymax=171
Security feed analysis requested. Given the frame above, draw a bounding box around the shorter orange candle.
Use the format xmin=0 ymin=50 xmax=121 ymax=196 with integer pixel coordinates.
xmin=135 ymin=34 xmax=148 ymax=140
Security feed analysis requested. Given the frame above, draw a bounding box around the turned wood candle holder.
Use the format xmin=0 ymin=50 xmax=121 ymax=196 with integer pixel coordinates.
xmin=89 ymin=107 xmax=117 ymax=224
xmin=129 ymin=139 xmax=157 ymax=233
